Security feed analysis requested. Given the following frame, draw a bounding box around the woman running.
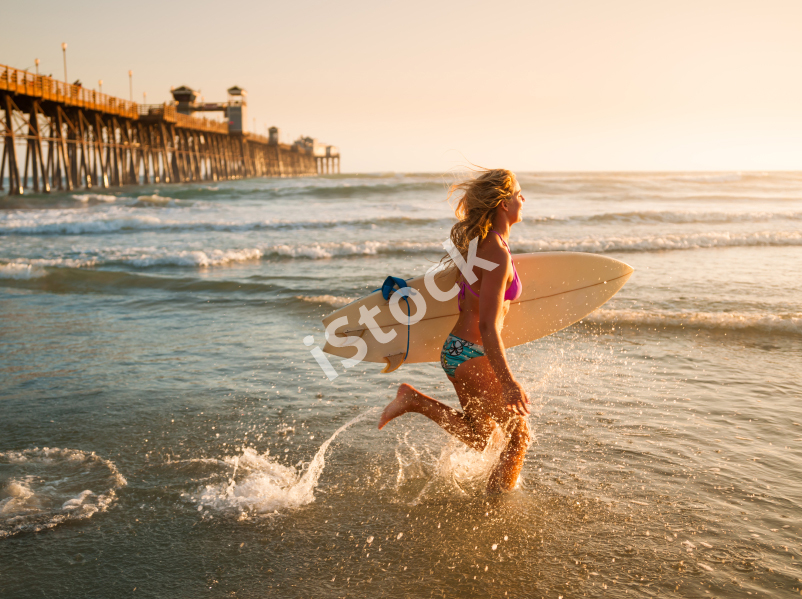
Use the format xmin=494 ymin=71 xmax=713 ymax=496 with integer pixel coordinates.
xmin=378 ymin=168 xmax=530 ymax=493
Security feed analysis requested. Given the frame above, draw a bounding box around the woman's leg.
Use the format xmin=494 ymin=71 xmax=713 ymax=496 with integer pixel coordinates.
xmin=378 ymin=354 xmax=505 ymax=453
xmin=379 ymin=356 xmax=531 ymax=491
xmin=486 ymin=414 xmax=530 ymax=493
xmin=452 ymin=356 xmax=531 ymax=493
xmin=378 ymin=383 xmax=485 ymax=450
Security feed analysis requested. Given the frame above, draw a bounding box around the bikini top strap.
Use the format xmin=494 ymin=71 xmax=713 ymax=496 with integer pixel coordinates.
xmin=490 ymin=230 xmax=516 ymax=272
xmin=490 ymin=229 xmax=511 ymax=253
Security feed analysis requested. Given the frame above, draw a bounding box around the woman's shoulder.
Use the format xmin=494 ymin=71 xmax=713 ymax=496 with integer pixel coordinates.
xmin=478 ymin=233 xmax=509 ymax=258
xmin=477 ymin=234 xmax=511 ymax=271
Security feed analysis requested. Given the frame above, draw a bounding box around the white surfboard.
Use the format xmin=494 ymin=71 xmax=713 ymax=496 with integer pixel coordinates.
xmin=321 ymin=252 xmax=633 ymax=372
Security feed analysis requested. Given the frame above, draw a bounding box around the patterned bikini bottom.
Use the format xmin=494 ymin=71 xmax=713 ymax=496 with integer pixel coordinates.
xmin=440 ymin=333 xmax=485 ymax=378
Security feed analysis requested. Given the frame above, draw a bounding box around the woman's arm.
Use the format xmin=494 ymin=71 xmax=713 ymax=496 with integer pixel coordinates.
xmin=477 ymin=241 xmax=530 ymax=416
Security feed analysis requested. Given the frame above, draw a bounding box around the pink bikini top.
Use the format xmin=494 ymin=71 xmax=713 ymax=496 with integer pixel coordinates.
xmin=458 ymin=230 xmax=522 ymax=311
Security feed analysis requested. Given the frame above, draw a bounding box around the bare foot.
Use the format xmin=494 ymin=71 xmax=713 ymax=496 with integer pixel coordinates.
xmin=378 ymin=383 xmax=419 ymax=429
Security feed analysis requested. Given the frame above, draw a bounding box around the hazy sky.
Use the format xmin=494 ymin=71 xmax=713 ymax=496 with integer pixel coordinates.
xmin=4 ymin=0 xmax=802 ymax=172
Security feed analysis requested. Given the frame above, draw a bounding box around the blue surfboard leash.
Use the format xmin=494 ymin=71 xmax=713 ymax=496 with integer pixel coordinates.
xmin=377 ymin=276 xmax=411 ymax=361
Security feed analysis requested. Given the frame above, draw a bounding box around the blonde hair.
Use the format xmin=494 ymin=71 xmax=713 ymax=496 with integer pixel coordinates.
xmin=441 ymin=168 xmax=518 ymax=270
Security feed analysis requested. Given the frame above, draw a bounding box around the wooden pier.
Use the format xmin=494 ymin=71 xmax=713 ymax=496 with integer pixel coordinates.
xmin=0 ymin=63 xmax=340 ymax=196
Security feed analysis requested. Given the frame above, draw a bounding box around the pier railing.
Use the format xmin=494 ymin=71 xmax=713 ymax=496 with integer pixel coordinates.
xmin=0 ymin=62 xmax=329 ymax=143
xmin=1 ymin=64 xmax=229 ymax=133
xmin=1 ymin=63 xmax=138 ymax=119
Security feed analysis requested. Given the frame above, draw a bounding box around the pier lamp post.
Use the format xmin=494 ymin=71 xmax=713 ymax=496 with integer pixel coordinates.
xmin=61 ymin=43 xmax=67 ymax=83
xmin=35 ymin=58 xmax=40 ymax=76
xmin=128 ymin=70 xmax=133 ymax=102
xmin=143 ymin=91 xmax=147 ymax=104
xmin=98 ymin=79 xmax=103 ymax=94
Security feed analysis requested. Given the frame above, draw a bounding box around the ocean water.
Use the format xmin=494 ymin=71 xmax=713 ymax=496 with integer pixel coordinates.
xmin=0 ymin=171 xmax=800 ymax=598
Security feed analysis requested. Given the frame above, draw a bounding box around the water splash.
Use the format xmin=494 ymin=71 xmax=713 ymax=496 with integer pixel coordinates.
xmin=188 ymin=409 xmax=375 ymax=519
xmin=410 ymin=427 xmax=509 ymax=504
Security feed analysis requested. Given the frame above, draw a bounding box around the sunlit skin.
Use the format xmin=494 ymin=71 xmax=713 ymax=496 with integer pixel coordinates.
xmin=379 ymin=178 xmax=531 ymax=493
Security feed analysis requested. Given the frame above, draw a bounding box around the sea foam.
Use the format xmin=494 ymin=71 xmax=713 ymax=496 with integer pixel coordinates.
xmin=0 ymin=263 xmax=48 ymax=279
xmin=0 ymin=447 xmax=127 ymax=538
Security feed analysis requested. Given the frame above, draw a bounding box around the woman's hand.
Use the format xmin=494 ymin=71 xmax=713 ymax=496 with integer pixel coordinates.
xmin=502 ymin=380 xmax=530 ymax=416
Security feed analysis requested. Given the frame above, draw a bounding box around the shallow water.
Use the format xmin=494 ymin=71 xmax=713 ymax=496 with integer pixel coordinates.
xmin=1 ymin=172 xmax=801 ymax=598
